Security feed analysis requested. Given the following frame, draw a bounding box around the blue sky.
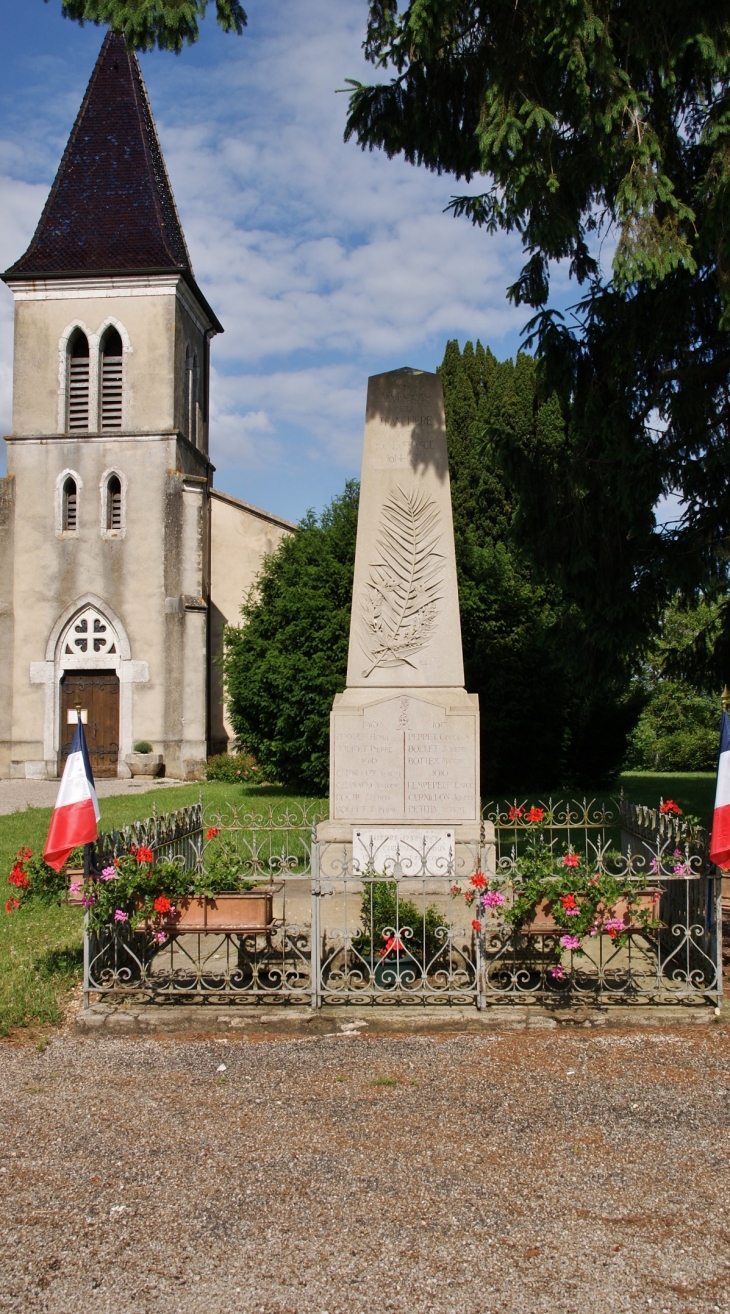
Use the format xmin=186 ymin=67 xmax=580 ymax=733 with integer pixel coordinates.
xmin=0 ymin=0 xmax=565 ymax=522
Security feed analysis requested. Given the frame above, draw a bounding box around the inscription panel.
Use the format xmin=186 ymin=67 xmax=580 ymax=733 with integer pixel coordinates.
xmin=332 ymin=696 xmax=477 ymax=822
xmin=353 ymin=828 xmax=453 ymax=875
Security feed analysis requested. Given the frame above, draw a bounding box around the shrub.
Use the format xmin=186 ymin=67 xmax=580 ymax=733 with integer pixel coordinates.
xmin=359 ymin=880 xmax=448 ymax=964
xmin=5 ymin=846 xmax=84 ymax=912
xmin=133 ymin=741 xmax=153 ymax=754
xmin=205 ymin=752 xmax=260 ymax=783
xmin=624 ymin=679 xmax=720 ymax=771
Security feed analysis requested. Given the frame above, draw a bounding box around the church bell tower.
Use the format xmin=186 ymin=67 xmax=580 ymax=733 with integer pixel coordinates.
xmin=0 ymin=31 xmax=223 ymax=780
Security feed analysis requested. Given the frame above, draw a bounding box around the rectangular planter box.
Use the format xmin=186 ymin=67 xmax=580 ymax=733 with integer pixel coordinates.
xmin=158 ymin=888 xmax=281 ymax=934
xmin=519 ymin=892 xmax=660 ymax=935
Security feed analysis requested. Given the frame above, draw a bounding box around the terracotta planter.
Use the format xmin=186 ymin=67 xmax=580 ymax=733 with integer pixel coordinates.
xmin=155 ymin=888 xmax=281 ymax=934
xmin=65 ymin=866 xmax=86 ymax=906
xmin=519 ymin=892 xmax=660 ymax=935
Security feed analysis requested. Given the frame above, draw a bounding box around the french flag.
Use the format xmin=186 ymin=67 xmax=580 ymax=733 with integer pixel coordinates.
xmin=43 ymin=718 xmax=101 ymax=871
xmin=710 ymin=709 xmax=730 ymax=870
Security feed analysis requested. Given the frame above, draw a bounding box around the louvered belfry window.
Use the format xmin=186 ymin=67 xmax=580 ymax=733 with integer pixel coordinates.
xmin=100 ymin=328 xmax=123 ymax=430
xmin=67 ymin=331 xmax=90 ymax=431
xmin=184 ymin=345 xmax=198 ymax=446
xmin=62 ymin=476 xmax=78 ymax=532
xmin=106 ymin=475 xmax=122 ymax=531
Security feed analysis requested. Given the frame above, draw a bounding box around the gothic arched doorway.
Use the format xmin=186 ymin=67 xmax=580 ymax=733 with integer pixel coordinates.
xmin=57 ymin=604 xmax=121 ymax=777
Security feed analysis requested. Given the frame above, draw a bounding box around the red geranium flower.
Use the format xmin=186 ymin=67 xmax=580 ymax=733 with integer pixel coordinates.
xmin=153 ymin=896 xmax=172 ymax=914
xmin=471 ymin=919 xmax=482 ymax=932
xmin=206 ymin=827 xmax=220 ymax=840
xmin=8 ymin=867 xmax=30 ymax=889
xmin=508 ymin=806 xmax=524 ymax=821
xmin=562 ymin=853 xmax=580 ymax=868
xmin=134 ymin=846 xmax=155 ymax=864
xmin=5 ymin=897 xmax=20 ymax=913
xmin=526 ymin=807 xmax=545 ymax=823
xmin=560 ymin=894 xmax=578 ymax=910
xmin=470 ymin=872 xmax=487 ymax=888
xmin=18 ymin=848 xmax=32 ymax=860
xmin=659 ymin=799 xmax=682 ymax=815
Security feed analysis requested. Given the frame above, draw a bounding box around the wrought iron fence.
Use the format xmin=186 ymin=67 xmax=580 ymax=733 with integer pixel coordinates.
xmin=83 ymin=796 xmax=722 ymax=1009
xmin=92 ymin=799 xmax=204 ymax=867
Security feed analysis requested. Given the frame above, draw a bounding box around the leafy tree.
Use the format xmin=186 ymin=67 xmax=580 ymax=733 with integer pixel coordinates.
xmin=223 ymin=482 xmax=358 ymax=794
xmin=624 ymin=595 xmax=724 ymax=770
xmin=345 ymin=2 xmax=730 ymax=673
xmin=44 ymin=0 xmax=246 ymax=52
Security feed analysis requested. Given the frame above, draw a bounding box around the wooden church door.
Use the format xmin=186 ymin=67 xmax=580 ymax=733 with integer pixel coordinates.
xmin=60 ymin=671 xmax=120 ymax=778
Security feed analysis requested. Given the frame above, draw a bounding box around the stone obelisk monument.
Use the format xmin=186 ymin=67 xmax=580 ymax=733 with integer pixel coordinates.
xmin=319 ymin=367 xmax=480 ymax=845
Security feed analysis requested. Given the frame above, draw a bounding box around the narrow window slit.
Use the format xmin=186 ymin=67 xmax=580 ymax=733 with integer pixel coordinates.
xmin=106 ymin=475 xmax=122 ymax=531
xmin=62 ymin=477 xmax=78 ymax=532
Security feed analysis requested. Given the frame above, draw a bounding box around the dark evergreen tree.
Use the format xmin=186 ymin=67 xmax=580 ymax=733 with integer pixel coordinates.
xmin=441 ymin=339 xmax=642 ymax=790
xmin=45 ymin=0 xmax=246 ymax=52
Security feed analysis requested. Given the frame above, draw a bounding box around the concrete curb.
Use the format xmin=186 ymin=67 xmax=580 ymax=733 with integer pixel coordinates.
xmin=74 ymin=1002 xmax=721 ymax=1038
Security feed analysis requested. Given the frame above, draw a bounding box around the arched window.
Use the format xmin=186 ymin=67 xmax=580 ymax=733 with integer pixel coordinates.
xmin=62 ymin=476 xmax=78 ymax=532
xmin=67 ymin=330 xmax=89 ymax=432
xmin=106 ymin=474 xmax=122 ymax=531
xmin=183 ymin=345 xmax=198 ymax=446
xmin=100 ymin=327 xmax=123 ymax=430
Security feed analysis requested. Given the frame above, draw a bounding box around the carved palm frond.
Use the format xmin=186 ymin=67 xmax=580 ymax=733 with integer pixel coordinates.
xmin=360 ymin=485 xmax=444 ymax=676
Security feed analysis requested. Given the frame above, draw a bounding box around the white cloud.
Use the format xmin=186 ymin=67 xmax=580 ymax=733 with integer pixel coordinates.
xmin=0 ymin=0 xmax=530 ymax=515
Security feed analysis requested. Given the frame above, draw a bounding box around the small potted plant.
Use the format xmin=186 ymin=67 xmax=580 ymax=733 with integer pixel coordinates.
xmin=125 ymin=741 xmax=164 ymax=778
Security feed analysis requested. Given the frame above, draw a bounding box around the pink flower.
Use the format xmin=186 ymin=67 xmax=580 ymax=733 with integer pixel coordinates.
xmin=560 ymin=934 xmax=580 ymax=950
xmin=604 ymin=916 xmax=624 ymax=940
xmin=482 ymin=890 xmax=506 ymax=908
xmin=81 ymin=894 xmax=96 ymax=908
xmin=114 ymin=910 xmax=129 ymax=922
xmin=562 ymin=853 xmax=580 ymax=868
xmin=100 ymin=866 xmax=118 ymax=881
xmin=153 ymin=931 xmax=167 ymax=945
xmin=508 ymin=806 xmax=524 ymax=821
xmin=589 ymin=926 xmax=599 ymax=936
xmin=69 ymin=882 xmax=82 ymax=894
xmin=549 ymin=965 xmax=565 ymax=979
xmin=565 ymin=907 xmax=580 ymax=916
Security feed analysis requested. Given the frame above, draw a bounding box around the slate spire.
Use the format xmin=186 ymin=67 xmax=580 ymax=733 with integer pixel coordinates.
xmin=5 ymin=32 xmax=194 ymax=280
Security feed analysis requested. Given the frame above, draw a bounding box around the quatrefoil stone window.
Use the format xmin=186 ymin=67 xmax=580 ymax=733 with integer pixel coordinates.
xmin=63 ymin=607 xmax=117 ymax=657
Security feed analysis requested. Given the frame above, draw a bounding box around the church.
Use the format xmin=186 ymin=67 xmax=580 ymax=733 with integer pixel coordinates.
xmin=0 ymin=32 xmax=293 ymax=782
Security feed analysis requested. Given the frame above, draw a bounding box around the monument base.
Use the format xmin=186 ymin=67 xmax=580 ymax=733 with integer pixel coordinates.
xmin=325 ymin=685 xmax=480 ymax=829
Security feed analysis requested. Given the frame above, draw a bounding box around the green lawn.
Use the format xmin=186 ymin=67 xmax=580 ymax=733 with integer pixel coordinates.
xmin=618 ymin=772 xmax=716 ymax=828
xmin=0 ymin=771 xmax=718 ymax=1035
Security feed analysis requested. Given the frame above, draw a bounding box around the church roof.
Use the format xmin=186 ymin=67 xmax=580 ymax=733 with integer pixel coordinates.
xmin=4 ymin=31 xmax=222 ymax=331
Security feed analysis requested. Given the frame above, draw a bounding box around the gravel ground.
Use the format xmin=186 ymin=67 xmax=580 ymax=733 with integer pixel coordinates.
xmin=1 ymin=1025 xmax=730 ymax=1314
